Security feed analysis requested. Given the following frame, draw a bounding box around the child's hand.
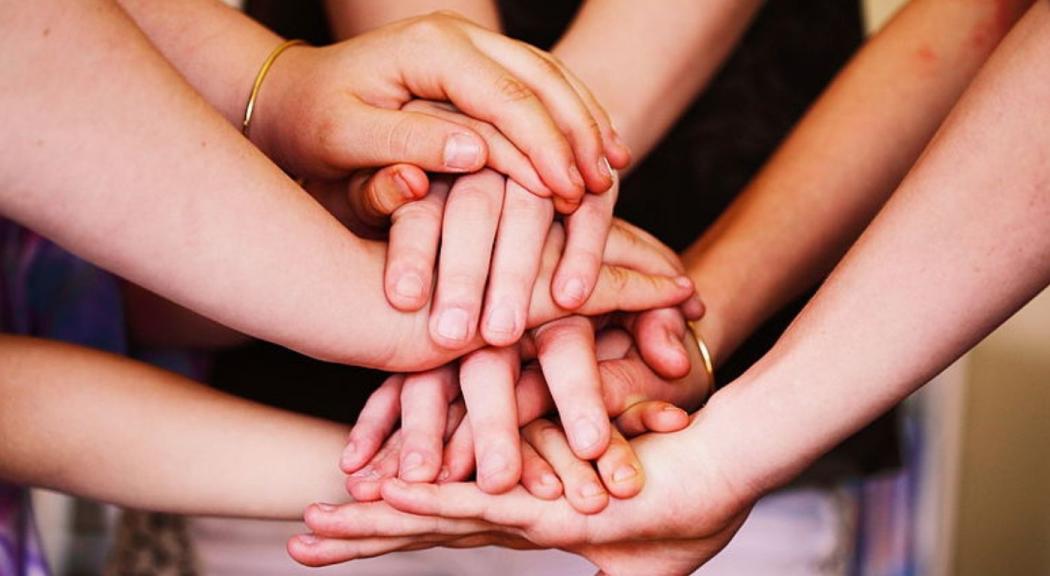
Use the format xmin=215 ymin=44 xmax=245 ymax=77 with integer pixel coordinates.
xmin=251 ymin=12 xmax=630 ymax=213
xmin=341 ymin=316 xmax=714 ymax=511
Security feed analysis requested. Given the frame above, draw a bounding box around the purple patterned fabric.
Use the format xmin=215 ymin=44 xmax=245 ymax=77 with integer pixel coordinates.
xmin=1 ymin=218 xmax=129 ymax=576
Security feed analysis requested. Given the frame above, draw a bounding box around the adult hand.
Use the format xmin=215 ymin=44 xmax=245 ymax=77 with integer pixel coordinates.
xmin=253 ymin=12 xmax=631 ymax=212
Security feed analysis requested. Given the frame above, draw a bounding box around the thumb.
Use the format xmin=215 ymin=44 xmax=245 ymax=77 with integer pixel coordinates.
xmin=327 ymin=108 xmax=488 ymax=173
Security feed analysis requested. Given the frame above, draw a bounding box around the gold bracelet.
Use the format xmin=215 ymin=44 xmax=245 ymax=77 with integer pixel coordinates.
xmin=688 ymin=321 xmax=716 ymax=390
xmin=242 ymin=39 xmax=305 ymax=137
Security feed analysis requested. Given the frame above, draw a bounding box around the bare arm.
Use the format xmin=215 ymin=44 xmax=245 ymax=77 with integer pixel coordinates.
xmin=1 ymin=0 xmax=690 ymax=371
xmin=683 ymin=0 xmax=1035 ymax=363
xmin=552 ymin=0 xmax=763 ymax=163
xmin=324 ymin=0 xmax=500 ymax=36
xmin=0 ymin=336 xmax=349 ymax=519
xmin=709 ymin=0 xmax=1050 ymax=493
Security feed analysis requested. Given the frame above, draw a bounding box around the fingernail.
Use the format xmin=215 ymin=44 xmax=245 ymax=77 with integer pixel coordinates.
xmin=580 ymin=482 xmax=605 ymax=498
xmin=662 ymin=404 xmax=685 ymax=413
xmin=394 ymin=273 xmax=425 ymax=301
xmin=401 ymin=451 xmax=425 ymax=473
xmin=314 ymin=502 xmax=337 ymax=513
xmin=444 ymin=133 xmax=482 ymax=170
xmin=485 ymin=305 xmax=518 ymax=337
xmin=393 ymin=170 xmax=415 ymax=199
xmin=572 ymin=418 xmax=602 ymax=452
xmin=562 ymin=278 xmax=587 ymax=305
xmin=436 ymin=308 xmax=470 ymax=342
xmin=540 ymin=473 xmax=559 ymax=486
xmin=438 ymin=467 xmax=452 ymax=482
xmin=598 ymin=157 xmax=612 ymax=180
xmin=568 ymin=164 xmax=585 ymax=189
xmin=675 ymin=276 xmax=694 ymax=289
xmin=612 ymin=465 xmax=638 ymax=483
xmin=480 ymin=453 xmax=508 ymax=480
xmin=296 ymin=534 xmax=321 ymax=545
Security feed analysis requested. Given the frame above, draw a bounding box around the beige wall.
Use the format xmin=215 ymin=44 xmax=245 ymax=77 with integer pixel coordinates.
xmin=954 ymin=289 xmax=1050 ymax=576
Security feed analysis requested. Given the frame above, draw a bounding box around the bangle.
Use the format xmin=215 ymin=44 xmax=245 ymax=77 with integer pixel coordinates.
xmin=688 ymin=321 xmax=716 ymax=390
xmin=242 ymin=39 xmax=305 ymax=138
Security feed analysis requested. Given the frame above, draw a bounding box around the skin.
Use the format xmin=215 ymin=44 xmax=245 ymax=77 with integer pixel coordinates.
xmin=290 ymin=0 xmax=1048 ymax=572
xmin=0 ymin=0 xmax=695 ymax=374
xmin=327 ymin=0 xmax=757 ymax=324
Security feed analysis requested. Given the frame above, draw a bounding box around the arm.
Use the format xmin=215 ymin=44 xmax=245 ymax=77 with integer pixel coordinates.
xmin=324 ymin=0 xmax=501 ymax=36
xmin=0 ymin=0 xmax=690 ymax=371
xmin=552 ymin=0 xmax=763 ymax=163
xmin=116 ymin=0 xmax=621 ymax=201
xmin=294 ymin=5 xmax=1050 ymax=571
xmin=0 ymin=336 xmax=348 ymax=519
xmin=683 ymin=0 xmax=1035 ymax=363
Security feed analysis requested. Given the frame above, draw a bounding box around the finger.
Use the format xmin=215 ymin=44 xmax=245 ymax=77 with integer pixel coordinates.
xmin=441 ymin=413 xmax=477 ymax=482
xmin=347 ymin=432 xmax=403 ymax=502
xmin=551 ymin=175 xmax=617 ymax=309
xmin=602 ymin=219 xmax=685 ymax=277
xmin=532 ymin=316 xmax=609 ymax=460
xmin=512 ymin=363 xmax=555 ymax=426
xmin=481 ymin=179 xmax=554 ymax=346
xmin=322 ymin=106 xmax=488 ymax=173
xmin=520 ymin=439 xmax=563 ymax=500
xmin=574 ymin=267 xmax=695 ymax=317
xmin=614 ymin=401 xmax=690 ymax=438
xmin=537 ymin=49 xmax=632 ymax=170
xmin=594 ymin=427 xmax=644 ymax=499
xmin=379 ymin=477 xmax=544 ymax=528
xmin=399 ymin=366 xmax=459 ymax=482
xmin=342 ymin=375 xmax=404 ymax=473
xmin=459 ymin=345 xmax=522 ymax=493
xmin=347 ymin=163 xmax=429 ymax=231
xmin=402 ymin=100 xmax=551 ymax=196
xmin=399 ymin=21 xmax=584 ymax=203
xmin=290 ymin=533 xmax=458 ymax=567
xmin=469 ymin=32 xmax=612 ymax=195
xmin=304 ymin=502 xmax=489 ymax=540
xmin=628 ymin=308 xmax=691 ymax=379
xmin=429 ymin=170 xmax=505 ymax=348
xmin=385 ymin=179 xmax=450 ymax=311
xmin=522 ymin=420 xmax=608 ymax=515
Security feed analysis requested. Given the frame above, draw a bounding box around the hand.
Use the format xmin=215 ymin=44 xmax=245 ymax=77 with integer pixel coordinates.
xmin=345 ymin=102 xmax=636 ymax=324
xmin=291 ymin=412 xmax=758 ymax=576
xmin=253 ymin=12 xmax=631 ymax=212
xmin=342 ymin=318 xmax=712 ymax=501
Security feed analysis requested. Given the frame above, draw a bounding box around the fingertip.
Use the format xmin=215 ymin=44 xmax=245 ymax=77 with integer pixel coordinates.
xmin=553 ymin=195 xmax=582 ymax=215
xmin=643 ymin=403 xmax=690 ymax=433
xmin=443 ymin=131 xmax=487 ymax=172
xmin=553 ymin=275 xmax=592 ymax=310
xmin=682 ymin=294 xmax=705 ymax=321
xmin=605 ymin=463 xmax=644 ymax=499
xmin=570 ymin=481 xmax=609 ymax=515
xmin=394 ymin=165 xmax=430 ymax=200
xmin=385 ymin=269 xmax=430 ymax=312
xmin=568 ymin=416 xmax=610 ymax=461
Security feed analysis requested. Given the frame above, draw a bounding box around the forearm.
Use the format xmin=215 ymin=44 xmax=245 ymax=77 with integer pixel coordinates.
xmin=114 ymin=0 xmax=281 ymax=133
xmin=701 ymin=1 xmax=1050 ymax=497
xmin=0 ymin=0 xmax=400 ymax=366
xmin=683 ymin=0 xmax=1033 ymax=362
xmin=324 ymin=0 xmax=500 ymax=37
xmin=0 ymin=336 xmax=349 ymax=519
xmin=552 ymin=0 xmax=762 ymax=162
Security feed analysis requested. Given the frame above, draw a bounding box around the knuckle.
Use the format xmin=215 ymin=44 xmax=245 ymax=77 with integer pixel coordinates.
xmin=384 ymin=115 xmax=420 ymax=160
xmin=495 ymin=74 xmax=536 ymax=103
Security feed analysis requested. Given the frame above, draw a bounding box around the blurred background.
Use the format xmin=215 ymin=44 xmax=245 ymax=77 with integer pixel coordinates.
xmin=28 ymin=1 xmax=1050 ymax=575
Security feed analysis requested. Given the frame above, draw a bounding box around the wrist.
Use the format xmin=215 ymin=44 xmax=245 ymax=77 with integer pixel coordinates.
xmin=247 ymin=41 xmax=315 ymax=175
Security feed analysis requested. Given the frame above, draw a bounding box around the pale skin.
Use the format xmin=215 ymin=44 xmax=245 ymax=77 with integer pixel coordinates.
xmin=291 ymin=3 xmax=1050 ymax=574
xmin=0 ymin=331 xmax=691 ymax=518
xmin=0 ymin=0 xmax=696 ymax=373
xmin=335 ymin=0 xmax=1033 ymax=495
